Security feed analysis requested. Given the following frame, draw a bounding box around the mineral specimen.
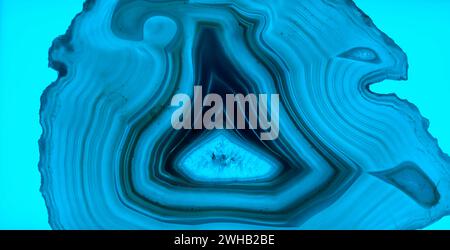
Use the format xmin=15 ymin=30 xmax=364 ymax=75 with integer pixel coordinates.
xmin=39 ymin=0 xmax=450 ymax=229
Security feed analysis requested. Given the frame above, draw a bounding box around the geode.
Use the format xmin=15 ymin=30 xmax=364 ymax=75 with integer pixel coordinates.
xmin=39 ymin=0 xmax=450 ymax=229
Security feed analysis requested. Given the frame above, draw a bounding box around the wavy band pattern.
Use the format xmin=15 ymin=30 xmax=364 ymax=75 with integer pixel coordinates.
xmin=39 ymin=0 xmax=450 ymax=229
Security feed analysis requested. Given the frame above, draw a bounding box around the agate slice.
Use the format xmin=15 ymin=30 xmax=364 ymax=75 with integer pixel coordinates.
xmin=39 ymin=0 xmax=450 ymax=229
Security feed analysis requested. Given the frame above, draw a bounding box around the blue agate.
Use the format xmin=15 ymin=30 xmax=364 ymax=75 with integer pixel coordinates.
xmin=39 ymin=0 xmax=450 ymax=229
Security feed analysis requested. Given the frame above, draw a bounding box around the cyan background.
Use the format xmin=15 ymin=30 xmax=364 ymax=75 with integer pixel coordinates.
xmin=0 ymin=0 xmax=449 ymax=229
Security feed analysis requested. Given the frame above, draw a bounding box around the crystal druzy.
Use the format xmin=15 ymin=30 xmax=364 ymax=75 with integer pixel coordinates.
xmin=39 ymin=0 xmax=450 ymax=229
